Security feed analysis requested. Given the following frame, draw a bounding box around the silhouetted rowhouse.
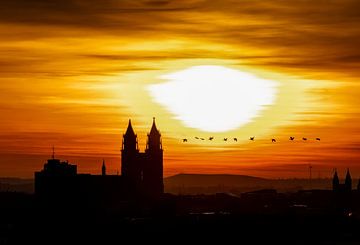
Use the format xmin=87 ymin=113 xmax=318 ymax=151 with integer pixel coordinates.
xmin=35 ymin=118 xmax=164 ymax=201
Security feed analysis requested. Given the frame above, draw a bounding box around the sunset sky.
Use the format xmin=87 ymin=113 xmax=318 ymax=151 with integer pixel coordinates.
xmin=1 ymin=0 xmax=360 ymax=178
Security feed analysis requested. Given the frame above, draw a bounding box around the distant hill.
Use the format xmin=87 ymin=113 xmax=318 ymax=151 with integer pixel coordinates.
xmin=165 ymin=173 xmax=269 ymax=186
xmin=164 ymin=173 xmax=334 ymax=195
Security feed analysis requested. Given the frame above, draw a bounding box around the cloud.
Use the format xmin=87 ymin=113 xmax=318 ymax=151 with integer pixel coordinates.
xmin=0 ymin=0 xmax=199 ymax=27
xmin=1 ymin=0 xmax=360 ymax=77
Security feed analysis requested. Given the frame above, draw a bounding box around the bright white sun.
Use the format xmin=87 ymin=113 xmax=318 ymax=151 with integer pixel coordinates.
xmin=148 ymin=65 xmax=277 ymax=132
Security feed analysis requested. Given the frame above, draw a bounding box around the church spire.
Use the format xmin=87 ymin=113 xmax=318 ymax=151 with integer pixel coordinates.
xmin=102 ymin=159 xmax=106 ymax=176
xmin=125 ymin=119 xmax=136 ymax=137
xmin=149 ymin=117 xmax=160 ymax=136
xmin=122 ymin=119 xmax=138 ymax=151
xmin=147 ymin=117 xmax=162 ymax=151
xmin=333 ymin=168 xmax=339 ymax=191
xmin=345 ymin=168 xmax=352 ymax=191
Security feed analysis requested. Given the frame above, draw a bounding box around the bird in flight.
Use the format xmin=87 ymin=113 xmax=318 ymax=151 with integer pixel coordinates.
xmin=316 ymin=138 xmax=321 ymax=141
xmin=195 ymin=137 xmax=199 ymax=139
xmin=272 ymin=139 xmax=276 ymax=143
xmin=209 ymin=137 xmax=214 ymax=141
xmin=289 ymin=137 xmax=295 ymax=141
xmin=302 ymin=137 xmax=307 ymax=141
xmin=182 ymin=139 xmax=188 ymax=142
xmin=249 ymin=136 xmax=255 ymax=141
xmin=200 ymin=138 xmax=205 ymax=140
xmin=233 ymin=138 xmax=237 ymax=142
xmin=223 ymin=138 xmax=228 ymax=141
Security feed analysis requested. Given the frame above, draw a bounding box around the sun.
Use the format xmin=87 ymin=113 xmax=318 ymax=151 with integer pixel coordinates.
xmin=148 ymin=65 xmax=277 ymax=132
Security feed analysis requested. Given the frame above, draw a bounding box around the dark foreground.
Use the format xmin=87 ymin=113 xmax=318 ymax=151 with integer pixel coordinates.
xmin=1 ymin=191 xmax=360 ymax=245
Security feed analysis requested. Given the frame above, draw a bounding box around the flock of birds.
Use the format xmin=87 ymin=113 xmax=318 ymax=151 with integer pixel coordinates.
xmin=182 ymin=136 xmax=321 ymax=143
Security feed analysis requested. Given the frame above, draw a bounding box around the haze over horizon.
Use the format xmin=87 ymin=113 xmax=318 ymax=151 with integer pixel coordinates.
xmin=1 ymin=0 xmax=360 ymax=179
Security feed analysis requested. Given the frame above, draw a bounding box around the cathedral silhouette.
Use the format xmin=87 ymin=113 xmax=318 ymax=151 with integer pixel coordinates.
xmin=332 ymin=168 xmax=352 ymax=193
xmin=121 ymin=118 xmax=164 ymax=196
xmin=35 ymin=118 xmax=164 ymax=200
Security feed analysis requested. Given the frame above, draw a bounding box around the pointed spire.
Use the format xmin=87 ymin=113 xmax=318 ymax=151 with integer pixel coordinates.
xmin=52 ymin=146 xmax=55 ymax=159
xmin=102 ymin=159 xmax=106 ymax=176
xmin=147 ymin=117 xmax=162 ymax=151
xmin=333 ymin=168 xmax=339 ymax=191
xmin=122 ymin=119 xmax=138 ymax=151
xmin=345 ymin=168 xmax=352 ymax=182
xmin=345 ymin=168 xmax=352 ymax=191
xmin=333 ymin=168 xmax=339 ymax=180
xmin=346 ymin=168 xmax=351 ymax=179
xmin=150 ymin=117 xmax=160 ymax=136
xmin=125 ymin=119 xmax=136 ymax=136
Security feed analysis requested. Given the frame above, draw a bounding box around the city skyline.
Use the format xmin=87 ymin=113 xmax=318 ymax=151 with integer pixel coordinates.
xmin=1 ymin=0 xmax=360 ymax=178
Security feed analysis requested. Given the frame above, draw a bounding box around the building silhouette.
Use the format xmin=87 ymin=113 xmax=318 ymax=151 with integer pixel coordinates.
xmin=35 ymin=118 xmax=164 ymax=200
xmin=121 ymin=118 xmax=164 ymax=197
xmin=332 ymin=168 xmax=352 ymax=192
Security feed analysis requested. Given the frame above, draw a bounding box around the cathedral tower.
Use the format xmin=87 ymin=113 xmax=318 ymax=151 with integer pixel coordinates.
xmin=121 ymin=119 xmax=141 ymax=186
xmin=144 ymin=117 xmax=164 ymax=197
xmin=345 ymin=168 xmax=352 ymax=192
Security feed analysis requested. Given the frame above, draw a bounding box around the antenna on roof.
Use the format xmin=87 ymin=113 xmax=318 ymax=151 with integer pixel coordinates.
xmin=52 ymin=146 xmax=55 ymax=159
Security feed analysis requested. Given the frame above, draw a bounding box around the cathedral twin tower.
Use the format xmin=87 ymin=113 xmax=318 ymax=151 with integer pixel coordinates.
xmin=121 ymin=118 xmax=164 ymax=197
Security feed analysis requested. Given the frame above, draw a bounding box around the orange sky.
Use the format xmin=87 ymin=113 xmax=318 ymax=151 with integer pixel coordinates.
xmin=1 ymin=0 xmax=360 ymax=178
